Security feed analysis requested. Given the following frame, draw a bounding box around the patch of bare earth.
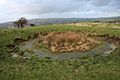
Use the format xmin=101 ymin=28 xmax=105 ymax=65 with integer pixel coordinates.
xmin=35 ymin=31 xmax=101 ymax=53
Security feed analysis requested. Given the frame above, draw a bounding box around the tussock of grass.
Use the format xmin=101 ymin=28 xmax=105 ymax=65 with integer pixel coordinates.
xmin=42 ymin=31 xmax=101 ymax=53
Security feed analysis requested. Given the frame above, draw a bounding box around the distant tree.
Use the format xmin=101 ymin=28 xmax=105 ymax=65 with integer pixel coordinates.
xmin=14 ymin=21 xmax=20 ymax=28
xmin=14 ymin=17 xmax=28 ymax=28
xmin=30 ymin=24 xmax=35 ymax=27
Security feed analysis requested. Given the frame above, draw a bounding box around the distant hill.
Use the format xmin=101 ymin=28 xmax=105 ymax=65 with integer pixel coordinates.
xmin=0 ymin=17 xmax=120 ymax=28
xmin=0 ymin=22 xmax=14 ymax=28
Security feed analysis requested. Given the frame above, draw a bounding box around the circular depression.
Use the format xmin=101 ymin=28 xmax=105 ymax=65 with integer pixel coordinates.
xmin=19 ymin=39 xmax=117 ymax=60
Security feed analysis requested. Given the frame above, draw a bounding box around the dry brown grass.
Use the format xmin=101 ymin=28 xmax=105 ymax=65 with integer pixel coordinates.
xmin=39 ymin=31 xmax=101 ymax=53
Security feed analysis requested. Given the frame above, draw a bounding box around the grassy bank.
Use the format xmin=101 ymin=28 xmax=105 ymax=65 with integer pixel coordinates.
xmin=0 ymin=24 xmax=120 ymax=80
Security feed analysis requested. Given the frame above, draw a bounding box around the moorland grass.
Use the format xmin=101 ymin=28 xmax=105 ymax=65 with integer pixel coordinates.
xmin=0 ymin=24 xmax=120 ymax=80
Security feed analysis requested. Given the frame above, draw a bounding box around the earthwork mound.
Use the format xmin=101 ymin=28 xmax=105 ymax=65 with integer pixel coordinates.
xmin=35 ymin=31 xmax=101 ymax=53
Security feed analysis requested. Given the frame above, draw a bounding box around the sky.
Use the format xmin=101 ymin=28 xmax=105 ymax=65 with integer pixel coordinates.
xmin=0 ymin=0 xmax=120 ymax=23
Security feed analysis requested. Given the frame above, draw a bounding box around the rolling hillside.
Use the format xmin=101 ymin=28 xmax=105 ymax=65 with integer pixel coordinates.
xmin=0 ymin=17 xmax=120 ymax=28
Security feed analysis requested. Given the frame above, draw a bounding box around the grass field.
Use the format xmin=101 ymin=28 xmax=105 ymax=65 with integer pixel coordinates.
xmin=0 ymin=24 xmax=120 ymax=80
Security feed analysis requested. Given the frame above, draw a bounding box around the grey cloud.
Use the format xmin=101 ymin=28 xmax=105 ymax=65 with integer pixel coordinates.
xmin=90 ymin=0 xmax=120 ymax=9
xmin=0 ymin=0 xmax=120 ymax=23
xmin=110 ymin=0 xmax=120 ymax=9
xmin=13 ymin=0 xmax=119 ymax=15
xmin=90 ymin=0 xmax=111 ymax=6
xmin=21 ymin=0 xmax=89 ymax=14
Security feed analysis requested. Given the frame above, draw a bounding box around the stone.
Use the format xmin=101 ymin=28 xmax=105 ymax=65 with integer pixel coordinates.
xmin=12 ymin=54 xmax=18 ymax=58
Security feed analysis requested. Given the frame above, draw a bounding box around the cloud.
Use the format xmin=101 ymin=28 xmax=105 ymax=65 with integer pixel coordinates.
xmin=6 ymin=0 xmax=119 ymax=14
xmin=0 ymin=0 xmax=120 ymax=22
xmin=90 ymin=0 xmax=111 ymax=6
xmin=0 ymin=0 xmax=7 ymax=4
xmin=6 ymin=0 xmax=89 ymax=14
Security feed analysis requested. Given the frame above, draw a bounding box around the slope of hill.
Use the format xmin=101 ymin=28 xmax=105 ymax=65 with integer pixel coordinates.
xmin=0 ymin=17 xmax=120 ymax=28
xmin=0 ymin=24 xmax=120 ymax=80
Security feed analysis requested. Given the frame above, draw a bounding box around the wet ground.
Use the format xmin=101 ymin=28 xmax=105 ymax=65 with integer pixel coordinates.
xmin=19 ymin=39 xmax=117 ymax=60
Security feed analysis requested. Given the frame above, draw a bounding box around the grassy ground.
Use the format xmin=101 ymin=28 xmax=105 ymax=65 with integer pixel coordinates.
xmin=0 ymin=24 xmax=120 ymax=80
